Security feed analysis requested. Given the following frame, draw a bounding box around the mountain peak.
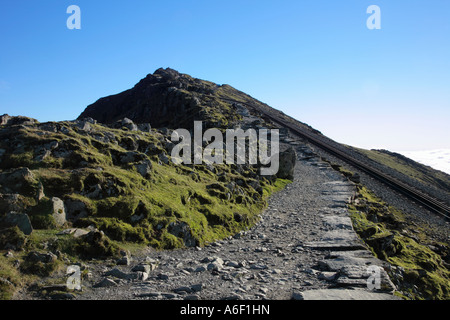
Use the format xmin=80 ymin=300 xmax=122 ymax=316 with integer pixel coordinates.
xmin=153 ymin=67 xmax=182 ymax=79
xmin=78 ymin=68 xmax=241 ymax=129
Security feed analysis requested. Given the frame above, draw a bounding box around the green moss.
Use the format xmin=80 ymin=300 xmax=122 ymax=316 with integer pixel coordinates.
xmin=1 ymin=151 xmax=35 ymax=169
xmin=0 ymin=255 xmax=25 ymax=300
xmin=73 ymin=231 xmax=122 ymax=260
xmin=28 ymin=197 xmax=57 ymax=229
xmin=349 ymin=185 xmax=450 ymax=300
xmin=160 ymin=232 xmax=184 ymax=249
xmin=76 ymin=217 xmax=149 ymax=243
xmin=0 ymin=119 xmax=291 ymax=252
xmin=0 ymin=226 xmax=27 ymax=251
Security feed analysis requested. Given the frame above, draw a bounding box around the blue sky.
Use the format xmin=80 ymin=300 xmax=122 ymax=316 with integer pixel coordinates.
xmin=1 ymin=0 xmax=449 ymax=151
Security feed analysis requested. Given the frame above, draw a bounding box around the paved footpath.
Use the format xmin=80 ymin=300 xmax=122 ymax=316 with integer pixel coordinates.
xmin=72 ymin=141 xmax=399 ymax=301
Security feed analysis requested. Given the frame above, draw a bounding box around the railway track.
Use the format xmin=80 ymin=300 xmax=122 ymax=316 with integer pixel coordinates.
xmin=221 ymin=98 xmax=450 ymax=220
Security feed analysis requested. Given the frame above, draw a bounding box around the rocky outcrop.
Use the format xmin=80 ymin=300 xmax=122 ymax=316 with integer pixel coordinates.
xmin=276 ymin=147 xmax=297 ymax=180
xmin=0 ymin=104 xmax=283 ymax=256
xmin=78 ymin=68 xmax=241 ymax=130
xmin=0 ymin=212 xmax=33 ymax=235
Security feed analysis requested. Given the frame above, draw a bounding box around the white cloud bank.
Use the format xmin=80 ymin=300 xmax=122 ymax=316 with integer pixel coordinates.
xmin=396 ymin=149 xmax=450 ymax=175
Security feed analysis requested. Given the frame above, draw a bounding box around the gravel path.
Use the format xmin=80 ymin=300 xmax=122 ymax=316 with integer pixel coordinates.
xmin=70 ymin=143 xmax=398 ymax=301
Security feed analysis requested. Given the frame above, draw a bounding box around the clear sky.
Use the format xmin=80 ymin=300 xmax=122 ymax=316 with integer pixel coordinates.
xmin=1 ymin=0 xmax=449 ymax=152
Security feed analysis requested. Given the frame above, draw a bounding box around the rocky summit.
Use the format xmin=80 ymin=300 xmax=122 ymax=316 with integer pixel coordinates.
xmin=79 ymin=68 xmax=243 ymax=130
xmin=0 ymin=68 xmax=449 ymax=301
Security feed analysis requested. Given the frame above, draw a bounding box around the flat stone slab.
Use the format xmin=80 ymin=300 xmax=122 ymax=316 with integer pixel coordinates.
xmin=318 ymin=251 xmax=397 ymax=292
xmin=320 ymin=230 xmax=360 ymax=242
xmin=319 ymin=256 xmax=382 ymax=272
xmin=304 ymin=240 xmax=366 ymax=251
xmin=296 ymin=289 xmax=401 ymax=300
xmin=322 ymin=215 xmax=354 ymax=230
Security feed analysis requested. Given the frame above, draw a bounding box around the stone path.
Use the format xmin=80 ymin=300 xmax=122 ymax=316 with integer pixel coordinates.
xmin=72 ymin=141 xmax=399 ymax=300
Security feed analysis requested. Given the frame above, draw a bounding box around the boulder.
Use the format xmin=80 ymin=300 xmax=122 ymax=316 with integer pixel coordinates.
xmin=50 ymin=197 xmax=66 ymax=227
xmin=132 ymin=264 xmax=151 ymax=274
xmin=65 ymin=199 xmax=89 ymax=222
xmin=134 ymin=160 xmax=152 ymax=178
xmin=0 ymin=212 xmax=33 ymax=235
xmin=0 ymin=114 xmax=12 ymax=125
xmin=168 ymin=221 xmax=197 ymax=247
xmin=26 ymin=251 xmax=57 ymax=263
xmin=0 ymin=226 xmax=28 ymax=250
xmin=0 ymin=114 xmax=38 ymax=126
xmin=57 ymin=228 xmax=90 ymax=238
xmin=0 ymin=167 xmax=39 ymax=197
xmin=75 ymin=230 xmax=121 ymax=259
xmin=0 ymin=193 xmax=25 ymax=213
xmin=103 ymin=267 xmax=147 ymax=281
xmin=276 ymin=147 xmax=297 ymax=180
xmin=206 ymin=257 xmax=224 ymax=271
xmin=93 ymin=278 xmax=118 ymax=288
xmin=120 ymin=118 xmax=138 ymax=131
xmin=137 ymin=123 xmax=152 ymax=132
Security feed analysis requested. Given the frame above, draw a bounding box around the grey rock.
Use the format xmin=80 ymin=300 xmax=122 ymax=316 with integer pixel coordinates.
xmin=132 ymin=264 xmax=151 ymax=274
xmin=158 ymin=152 xmax=170 ymax=165
xmin=161 ymin=292 xmax=178 ymax=299
xmin=120 ymin=151 xmax=139 ymax=164
xmin=75 ymin=120 xmax=92 ymax=132
xmin=225 ymin=261 xmax=240 ymax=268
xmin=249 ymin=263 xmax=268 ymax=270
xmin=0 ymin=167 xmax=37 ymax=197
xmin=26 ymin=251 xmax=57 ymax=263
xmin=137 ymin=123 xmax=152 ymax=132
xmin=191 ymin=284 xmax=203 ymax=292
xmin=50 ymin=197 xmax=66 ymax=227
xmin=134 ymin=160 xmax=152 ymax=178
xmin=57 ymin=228 xmax=89 ymax=238
xmin=117 ymin=255 xmax=131 ymax=266
xmin=0 ymin=212 xmax=33 ymax=235
xmin=194 ymin=266 xmax=206 ymax=273
xmin=135 ymin=271 xmax=149 ymax=281
xmin=318 ymin=272 xmax=338 ymax=281
xmin=173 ymin=286 xmax=193 ymax=294
xmin=64 ymin=199 xmax=89 ymax=222
xmin=93 ymin=278 xmax=118 ymax=288
xmin=276 ymin=147 xmax=297 ymax=180
xmin=157 ymin=273 xmax=170 ymax=280
xmin=121 ymin=118 xmax=138 ymax=131
xmin=0 ymin=115 xmax=38 ymax=126
xmin=104 ymin=268 xmax=133 ymax=280
xmin=0 ymin=194 xmax=25 ymax=213
xmin=207 ymin=262 xmax=222 ymax=271
xmin=168 ymin=221 xmax=197 ymax=247
xmin=206 ymin=257 xmax=224 ymax=271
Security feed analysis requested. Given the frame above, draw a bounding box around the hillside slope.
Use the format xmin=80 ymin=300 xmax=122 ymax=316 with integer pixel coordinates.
xmin=1 ymin=68 xmax=448 ymax=300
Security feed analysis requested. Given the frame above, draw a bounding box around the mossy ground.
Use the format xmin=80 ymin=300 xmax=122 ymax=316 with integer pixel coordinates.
xmin=349 ymin=185 xmax=450 ymax=300
xmin=0 ymin=120 xmax=290 ymax=299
